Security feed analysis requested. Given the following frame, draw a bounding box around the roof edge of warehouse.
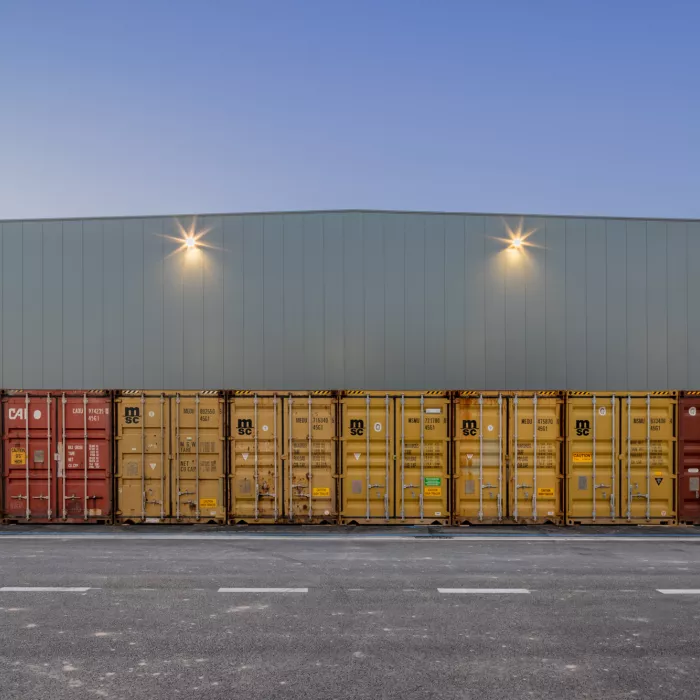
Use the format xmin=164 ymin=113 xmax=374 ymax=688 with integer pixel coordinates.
xmin=1 ymin=208 xmax=700 ymax=224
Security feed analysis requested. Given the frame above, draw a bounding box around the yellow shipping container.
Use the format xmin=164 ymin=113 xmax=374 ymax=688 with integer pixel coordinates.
xmin=453 ymin=393 xmax=506 ymax=524
xmin=565 ymin=392 xmax=677 ymax=525
xmin=620 ymin=393 xmax=676 ymax=524
xmin=339 ymin=392 xmax=449 ymax=525
xmin=228 ymin=392 xmax=337 ymax=524
xmin=115 ymin=391 xmax=225 ymax=523
xmin=509 ymin=393 xmax=564 ymax=524
xmin=566 ymin=393 xmax=619 ymax=524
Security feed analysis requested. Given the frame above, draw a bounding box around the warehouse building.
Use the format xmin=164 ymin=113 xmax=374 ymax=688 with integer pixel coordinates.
xmin=0 ymin=209 xmax=698 ymax=392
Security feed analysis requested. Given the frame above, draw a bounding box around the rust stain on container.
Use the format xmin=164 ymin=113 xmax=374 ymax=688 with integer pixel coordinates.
xmin=115 ymin=391 xmax=225 ymax=523
xmin=453 ymin=393 xmax=506 ymax=525
xmin=172 ymin=392 xmax=226 ymax=523
xmin=679 ymin=395 xmax=700 ymax=524
xmin=285 ymin=394 xmax=337 ymax=524
xmin=228 ymin=393 xmax=337 ymax=524
xmin=2 ymin=391 xmax=112 ymax=524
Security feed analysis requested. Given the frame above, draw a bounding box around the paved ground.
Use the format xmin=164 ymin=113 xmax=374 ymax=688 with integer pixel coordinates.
xmin=1 ymin=527 xmax=700 ymax=699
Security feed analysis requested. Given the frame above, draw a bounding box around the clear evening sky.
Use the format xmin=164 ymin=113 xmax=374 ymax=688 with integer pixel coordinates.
xmin=1 ymin=0 xmax=698 ymax=220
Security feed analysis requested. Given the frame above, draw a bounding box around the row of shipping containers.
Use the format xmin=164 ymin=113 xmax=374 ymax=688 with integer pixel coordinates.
xmin=2 ymin=389 xmax=700 ymax=526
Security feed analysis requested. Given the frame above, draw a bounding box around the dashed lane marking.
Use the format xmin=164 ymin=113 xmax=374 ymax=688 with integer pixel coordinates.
xmin=657 ymin=589 xmax=700 ymax=595
xmin=0 ymin=587 xmax=96 ymax=592
xmin=438 ymin=588 xmax=531 ymax=594
xmin=218 ymin=588 xmax=308 ymax=593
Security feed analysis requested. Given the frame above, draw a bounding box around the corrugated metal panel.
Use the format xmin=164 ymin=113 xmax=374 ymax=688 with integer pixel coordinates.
xmin=1 ymin=210 xmax=699 ymax=391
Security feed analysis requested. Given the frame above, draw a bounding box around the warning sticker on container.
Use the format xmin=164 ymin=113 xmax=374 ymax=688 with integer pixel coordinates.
xmin=312 ymin=487 xmax=330 ymax=497
xmin=424 ymin=486 xmax=442 ymax=497
xmin=537 ymin=487 xmax=555 ymax=497
xmin=10 ymin=448 xmax=26 ymax=465
xmin=199 ymin=498 xmax=217 ymax=508
xmin=424 ymin=477 xmax=442 ymax=487
xmin=573 ymin=453 xmax=592 ymax=463
xmin=654 ymin=477 xmax=663 ymax=486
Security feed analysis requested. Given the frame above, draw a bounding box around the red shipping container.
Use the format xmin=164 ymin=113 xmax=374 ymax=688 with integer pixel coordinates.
xmin=2 ymin=392 xmax=112 ymax=523
xmin=679 ymin=395 xmax=700 ymax=525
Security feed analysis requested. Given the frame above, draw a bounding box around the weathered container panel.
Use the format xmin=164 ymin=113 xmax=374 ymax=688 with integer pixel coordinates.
xmin=620 ymin=394 xmax=676 ymax=524
xmin=453 ymin=393 xmax=506 ymax=524
xmin=679 ymin=394 xmax=700 ymax=524
xmin=509 ymin=393 xmax=564 ymax=524
xmin=3 ymin=391 xmax=111 ymax=523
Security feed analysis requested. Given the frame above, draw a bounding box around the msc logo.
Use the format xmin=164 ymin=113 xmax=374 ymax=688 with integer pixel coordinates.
xmin=237 ymin=418 xmax=253 ymax=436
xmin=575 ymin=419 xmax=590 ymax=436
xmin=124 ymin=407 xmax=140 ymax=424
xmin=462 ymin=419 xmax=478 ymax=437
xmin=349 ymin=419 xmax=364 ymax=436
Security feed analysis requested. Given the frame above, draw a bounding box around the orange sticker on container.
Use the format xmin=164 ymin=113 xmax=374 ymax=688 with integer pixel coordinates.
xmin=312 ymin=487 xmax=330 ymax=497
xmin=424 ymin=486 xmax=442 ymax=497
xmin=10 ymin=448 xmax=26 ymax=465
xmin=572 ymin=453 xmax=592 ymax=463
xmin=537 ymin=487 xmax=555 ymax=497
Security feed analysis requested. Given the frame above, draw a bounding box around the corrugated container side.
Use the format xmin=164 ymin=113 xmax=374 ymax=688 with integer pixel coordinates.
xmin=453 ymin=392 xmax=507 ymax=524
xmin=396 ymin=393 xmax=450 ymax=525
xmin=58 ymin=391 xmax=112 ymax=523
xmin=228 ymin=393 xmax=284 ymax=523
xmin=339 ymin=392 xmax=394 ymax=523
xmin=115 ymin=392 xmax=170 ymax=523
xmin=679 ymin=394 xmax=700 ymax=524
xmin=619 ymin=393 xmax=676 ymax=524
xmin=339 ymin=391 xmax=449 ymax=525
xmin=509 ymin=392 xmax=564 ymax=525
xmin=565 ymin=393 xmax=619 ymax=525
xmin=2 ymin=392 xmax=57 ymax=522
xmin=284 ymin=393 xmax=337 ymax=524
xmin=172 ymin=392 xmax=226 ymax=523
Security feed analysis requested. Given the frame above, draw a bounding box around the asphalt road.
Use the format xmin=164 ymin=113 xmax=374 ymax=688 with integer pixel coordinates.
xmin=1 ymin=528 xmax=700 ymax=699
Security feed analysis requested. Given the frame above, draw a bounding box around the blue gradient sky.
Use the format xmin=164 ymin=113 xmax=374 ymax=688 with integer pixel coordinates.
xmin=1 ymin=0 xmax=698 ymax=219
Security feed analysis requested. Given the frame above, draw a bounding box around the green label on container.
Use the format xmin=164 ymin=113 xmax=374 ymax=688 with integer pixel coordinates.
xmin=424 ymin=477 xmax=441 ymax=487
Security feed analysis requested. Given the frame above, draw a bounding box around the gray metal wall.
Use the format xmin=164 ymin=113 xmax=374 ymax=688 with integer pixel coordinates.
xmin=1 ymin=211 xmax=698 ymax=391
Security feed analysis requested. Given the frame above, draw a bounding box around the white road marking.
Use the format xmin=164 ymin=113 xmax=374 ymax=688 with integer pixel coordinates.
xmin=218 ymin=588 xmax=308 ymax=593
xmin=438 ymin=588 xmax=530 ymax=594
xmin=657 ymin=589 xmax=700 ymax=595
xmin=0 ymin=587 xmax=95 ymax=592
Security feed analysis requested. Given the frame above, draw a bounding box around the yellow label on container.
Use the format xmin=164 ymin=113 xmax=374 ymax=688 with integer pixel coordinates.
xmin=537 ymin=487 xmax=555 ymax=497
xmin=199 ymin=498 xmax=217 ymax=508
xmin=572 ymin=452 xmax=592 ymax=463
xmin=11 ymin=448 xmax=25 ymax=465
xmin=312 ymin=487 xmax=330 ymax=497
xmin=424 ymin=486 xmax=442 ymax=497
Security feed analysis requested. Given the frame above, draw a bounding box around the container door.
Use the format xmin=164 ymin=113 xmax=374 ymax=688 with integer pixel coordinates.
xmin=116 ymin=394 xmax=169 ymax=521
xmin=172 ymin=393 xmax=226 ymax=523
xmin=228 ymin=395 xmax=282 ymax=523
xmin=58 ymin=393 xmax=112 ymax=522
xmin=621 ymin=395 xmax=676 ymax=523
xmin=340 ymin=394 xmax=393 ymax=522
xmin=397 ymin=394 xmax=449 ymax=523
xmin=285 ymin=394 xmax=337 ymax=523
xmin=453 ymin=394 xmax=505 ymax=524
xmin=566 ymin=395 xmax=618 ymax=523
xmin=679 ymin=397 xmax=700 ymax=523
xmin=3 ymin=394 xmax=56 ymax=521
xmin=509 ymin=395 xmax=563 ymax=523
